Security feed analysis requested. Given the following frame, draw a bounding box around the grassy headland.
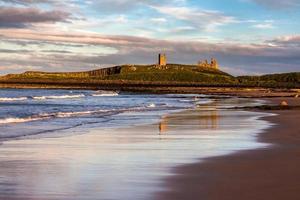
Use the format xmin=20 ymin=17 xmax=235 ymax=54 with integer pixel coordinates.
xmin=238 ymin=72 xmax=300 ymax=88
xmin=0 ymin=64 xmax=299 ymax=96
xmin=1 ymin=64 xmax=235 ymax=83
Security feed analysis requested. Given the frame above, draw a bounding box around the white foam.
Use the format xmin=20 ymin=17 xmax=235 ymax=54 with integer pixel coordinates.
xmin=179 ymin=99 xmax=196 ymax=102
xmin=55 ymin=110 xmax=107 ymax=118
xmin=0 ymin=116 xmax=50 ymax=124
xmin=196 ymin=99 xmax=214 ymax=105
xmin=92 ymin=90 xmax=119 ymax=97
xmin=0 ymin=97 xmax=28 ymax=102
xmin=33 ymin=94 xmax=85 ymax=100
xmin=0 ymin=102 xmax=170 ymax=125
xmin=147 ymin=103 xmax=156 ymax=108
xmin=0 ymin=109 xmax=111 ymax=125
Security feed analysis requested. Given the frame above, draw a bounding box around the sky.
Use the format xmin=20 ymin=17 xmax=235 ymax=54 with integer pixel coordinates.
xmin=0 ymin=0 xmax=300 ymax=75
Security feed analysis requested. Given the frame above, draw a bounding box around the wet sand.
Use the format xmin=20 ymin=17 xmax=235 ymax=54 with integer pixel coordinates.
xmin=156 ymin=97 xmax=300 ymax=200
xmin=0 ymin=98 xmax=271 ymax=200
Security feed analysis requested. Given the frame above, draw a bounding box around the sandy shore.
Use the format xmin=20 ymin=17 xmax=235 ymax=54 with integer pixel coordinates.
xmin=0 ymin=82 xmax=298 ymax=98
xmin=0 ymin=95 xmax=298 ymax=199
xmin=0 ymin=97 xmax=272 ymax=200
xmin=156 ymin=97 xmax=300 ymax=200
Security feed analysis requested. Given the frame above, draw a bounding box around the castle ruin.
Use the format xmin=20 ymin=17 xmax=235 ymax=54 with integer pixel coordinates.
xmin=156 ymin=53 xmax=219 ymax=70
xmin=158 ymin=53 xmax=167 ymax=66
xmin=197 ymin=58 xmax=219 ymax=69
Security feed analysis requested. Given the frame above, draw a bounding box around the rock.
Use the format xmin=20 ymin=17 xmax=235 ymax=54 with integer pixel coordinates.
xmin=129 ymin=66 xmax=137 ymax=71
xmin=280 ymin=101 xmax=289 ymax=106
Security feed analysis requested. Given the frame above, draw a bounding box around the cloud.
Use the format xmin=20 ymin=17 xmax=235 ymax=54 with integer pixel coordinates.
xmin=250 ymin=0 xmax=300 ymax=9
xmin=0 ymin=1 xmax=298 ymax=75
xmin=0 ymin=7 xmax=71 ymax=28
xmin=150 ymin=17 xmax=167 ymax=23
xmin=84 ymin=0 xmax=180 ymax=14
xmin=267 ymin=35 xmax=300 ymax=47
xmin=1 ymin=29 xmax=300 ymax=75
xmin=252 ymin=20 xmax=275 ymax=29
xmin=0 ymin=0 xmax=65 ymax=5
xmin=151 ymin=5 xmax=236 ymax=32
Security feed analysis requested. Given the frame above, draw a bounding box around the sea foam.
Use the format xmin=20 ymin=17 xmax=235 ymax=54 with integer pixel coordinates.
xmin=0 ymin=97 xmax=28 ymax=102
xmin=33 ymin=94 xmax=85 ymax=100
xmin=92 ymin=90 xmax=119 ymax=97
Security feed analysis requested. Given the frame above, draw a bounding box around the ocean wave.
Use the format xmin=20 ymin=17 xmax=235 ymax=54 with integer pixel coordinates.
xmin=147 ymin=103 xmax=156 ymax=108
xmin=0 ymin=97 xmax=28 ymax=102
xmin=92 ymin=90 xmax=119 ymax=97
xmin=33 ymin=94 xmax=85 ymax=100
xmin=0 ymin=94 xmax=86 ymax=102
xmin=179 ymin=99 xmax=196 ymax=102
xmin=0 ymin=116 xmax=50 ymax=124
xmin=178 ymin=97 xmax=201 ymax=102
xmin=0 ymin=109 xmax=110 ymax=125
xmin=55 ymin=110 xmax=108 ymax=118
xmin=0 ymin=102 xmax=170 ymax=125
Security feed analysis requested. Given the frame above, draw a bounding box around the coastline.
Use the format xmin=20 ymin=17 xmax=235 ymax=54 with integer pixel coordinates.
xmin=0 ymin=82 xmax=298 ymax=98
xmin=0 ymin=95 xmax=272 ymax=200
xmin=155 ymin=97 xmax=300 ymax=200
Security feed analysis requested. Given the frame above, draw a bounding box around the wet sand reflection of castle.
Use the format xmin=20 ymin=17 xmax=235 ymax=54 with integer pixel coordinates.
xmin=158 ymin=105 xmax=220 ymax=134
xmin=199 ymin=102 xmax=219 ymax=129
xmin=159 ymin=116 xmax=168 ymax=134
xmin=198 ymin=110 xmax=219 ymax=129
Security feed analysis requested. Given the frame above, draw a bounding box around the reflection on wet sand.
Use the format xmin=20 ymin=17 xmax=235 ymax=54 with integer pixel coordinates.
xmin=198 ymin=109 xmax=219 ymax=129
xmin=0 ymin=104 xmax=271 ymax=200
xmin=159 ymin=104 xmax=220 ymax=135
xmin=159 ymin=116 xmax=168 ymax=134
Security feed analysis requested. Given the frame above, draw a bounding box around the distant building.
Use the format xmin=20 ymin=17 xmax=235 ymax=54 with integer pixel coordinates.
xmin=158 ymin=53 xmax=167 ymax=66
xmin=198 ymin=58 xmax=219 ymax=69
xmin=156 ymin=53 xmax=219 ymax=70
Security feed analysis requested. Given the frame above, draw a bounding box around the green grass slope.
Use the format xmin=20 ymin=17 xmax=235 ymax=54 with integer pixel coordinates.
xmin=238 ymin=72 xmax=300 ymax=88
xmin=1 ymin=64 xmax=299 ymax=88
xmin=106 ymin=64 xmax=236 ymax=84
xmin=0 ymin=64 xmax=237 ymax=85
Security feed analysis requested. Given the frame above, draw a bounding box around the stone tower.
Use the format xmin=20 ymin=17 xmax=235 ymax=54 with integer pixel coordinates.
xmin=158 ymin=53 xmax=167 ymax=66
xmin=211 ymin=58 xmax=219 ymax=69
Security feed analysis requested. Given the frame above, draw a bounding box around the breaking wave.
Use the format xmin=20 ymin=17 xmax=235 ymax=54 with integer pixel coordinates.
xmin=0 ymin=117 xmax=45 ymax=124
xmin=0 ymin=104 xmax=163 ymax=125
xmin=33 ymin=94 xmax=85 ymax=100
xmin=147 ymin=103 xmax=156 ymax=108
xmin=0 ymin=97 xmax=28 ymax=102
xmin=0 ymin=91 xmax=119 ymax=102
xmin=0 ymin=109 xmax=110 ymax=124
xmin=92 ymin=90 xmax=119 ymax=97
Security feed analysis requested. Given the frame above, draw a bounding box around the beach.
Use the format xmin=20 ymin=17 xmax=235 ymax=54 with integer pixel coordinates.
xmin=0 ymin=90 xmax=275 ymax=200
xmin=1 ymin=0 xmax=299 ymax=199
xmin=156 ymin=97 xmax=300 ymax=200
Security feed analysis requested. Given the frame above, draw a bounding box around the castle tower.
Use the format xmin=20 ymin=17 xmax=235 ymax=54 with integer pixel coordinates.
xmin=158 ymin=53 xmax=167 ymax=66
xmin=210 ymin=58 xmax=219 ymax=69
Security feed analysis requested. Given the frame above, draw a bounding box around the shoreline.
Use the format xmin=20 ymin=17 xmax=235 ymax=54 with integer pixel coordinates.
xmin=155 ymin=97 xmax=300 ymax=200
xmin=0 ymin=91 xmax=299 ymax=199
xmin=0 ymin=84 xmax=299 ymax=98
xmin=0 ymin=95 xmax=273 ymax=200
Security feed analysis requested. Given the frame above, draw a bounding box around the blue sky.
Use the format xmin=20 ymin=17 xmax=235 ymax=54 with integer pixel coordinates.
xmin=0 ymin=0 xmax=300 ymax=75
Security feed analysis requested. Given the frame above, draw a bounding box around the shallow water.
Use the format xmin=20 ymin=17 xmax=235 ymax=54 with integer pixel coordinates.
xmin=0 ymin=89 xmax=199 ymax=140
xmin=0 ymin=89 xmax=272 ymax=200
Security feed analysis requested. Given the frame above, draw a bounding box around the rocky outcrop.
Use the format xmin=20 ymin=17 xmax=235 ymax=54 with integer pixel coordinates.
xmin=88 ymin=66 xmax=122 ymax=77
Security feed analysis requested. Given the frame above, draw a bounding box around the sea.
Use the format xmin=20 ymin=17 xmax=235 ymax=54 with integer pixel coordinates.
xmin=0 ymin=89 xmax=273 ymax=200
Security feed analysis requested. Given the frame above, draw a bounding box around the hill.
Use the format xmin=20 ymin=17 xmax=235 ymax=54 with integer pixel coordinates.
xmin=0 ymin=65 xmax=299 ymax=91
xmin=238 ymin=72 xmax=300 ymax=88
xmin=104 ymin=64 xmax=235 ymax=83
xmin=1 ymin=64 xmax=237 ymax=85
